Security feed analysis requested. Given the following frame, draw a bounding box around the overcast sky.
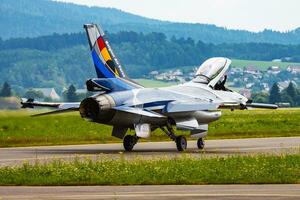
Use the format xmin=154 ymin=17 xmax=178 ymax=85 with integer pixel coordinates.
xmin=57 ymin=0 xmax=300 ymax=32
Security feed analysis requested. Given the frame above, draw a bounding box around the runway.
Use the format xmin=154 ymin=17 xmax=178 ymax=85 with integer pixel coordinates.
xmin=0 ymin=137 xmax=299 ymax=166
xmin=0 ymin=185 xmax=300 ymax=200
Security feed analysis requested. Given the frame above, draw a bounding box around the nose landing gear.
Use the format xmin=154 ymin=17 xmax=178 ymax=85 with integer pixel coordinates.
xmin=197 ymin=138 xmax=205 ymax=149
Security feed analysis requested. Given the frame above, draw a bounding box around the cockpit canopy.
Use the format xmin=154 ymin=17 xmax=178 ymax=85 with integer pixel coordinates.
xmin=193 ymin=57 xmax=231 ymax=87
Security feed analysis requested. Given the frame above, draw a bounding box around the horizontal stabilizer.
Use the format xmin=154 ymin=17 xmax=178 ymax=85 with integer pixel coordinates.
xmin=32 ymin=107 xmax=79 ymax=117
xmin=21 ymin=98 xmax=60 ymax=108
xmin=21 ymin=98 xmax=80 ymax=109
xmin=21 ymin=98 xmax=80 ymax=117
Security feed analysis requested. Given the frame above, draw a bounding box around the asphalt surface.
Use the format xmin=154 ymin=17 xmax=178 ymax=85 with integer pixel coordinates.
xmin=0 ymin=185 xmax=300 ymax=200
xmin=0 ymin=137 xmax=299 ymax=166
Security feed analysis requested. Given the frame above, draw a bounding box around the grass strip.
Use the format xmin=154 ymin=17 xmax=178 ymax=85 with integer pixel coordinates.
xmin=1 ymin=109 xmax=300 ymax=147
xmin=0 ymin=154 xmax=299 ymax=185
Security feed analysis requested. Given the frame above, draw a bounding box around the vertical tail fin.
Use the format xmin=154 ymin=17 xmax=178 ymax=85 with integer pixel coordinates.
xmin=83 ymin=24 xmax=126 ymax=78
xmin=83 ymin=24 xmax=143 ymax=92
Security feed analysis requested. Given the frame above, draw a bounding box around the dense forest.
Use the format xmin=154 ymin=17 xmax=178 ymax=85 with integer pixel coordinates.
xmin=1 ymin=31 xmax=300 ymax=93
xmin=1 ymin=0 xmax=300 ymax=44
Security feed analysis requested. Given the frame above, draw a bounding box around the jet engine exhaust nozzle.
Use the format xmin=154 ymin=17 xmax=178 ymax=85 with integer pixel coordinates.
xmin=79 ymin=94 xmax=116 ymax=123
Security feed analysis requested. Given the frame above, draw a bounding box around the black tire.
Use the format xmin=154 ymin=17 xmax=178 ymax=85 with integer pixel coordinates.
xmin=175 ymin=136 xmax=187 ymax=151
xmin=197 ymin=138 xmax=205 ymax=149
xmin=123 ymin=135 xmax=137 ymax=151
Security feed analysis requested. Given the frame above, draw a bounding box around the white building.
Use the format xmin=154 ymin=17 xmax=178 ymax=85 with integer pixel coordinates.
xmin=267 ymin=66 xmax=281 ymax=74
xmin=33 ymin=88 xmax=60 ymax=100
xmin=287 ymin=66 xmax=300 ymax=74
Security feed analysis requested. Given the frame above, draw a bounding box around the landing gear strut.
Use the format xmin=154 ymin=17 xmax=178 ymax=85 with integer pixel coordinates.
xmin=197 ymin=138 xmax=205 ymax=149
xmin=123 ymin=135 xmax=139 ymax=151
xmin=160 ymin=124 xmax=187 ymax=151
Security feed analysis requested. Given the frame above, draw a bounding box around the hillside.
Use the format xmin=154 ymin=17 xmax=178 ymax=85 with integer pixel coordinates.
xmin=1 ymin=31 xmax=300 ymax=93
xmin=1 ymin=0 xmax=300 ymax=44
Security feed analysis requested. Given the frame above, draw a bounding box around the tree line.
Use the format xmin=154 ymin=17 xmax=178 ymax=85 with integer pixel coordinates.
xmin=252 ymin=82 xmax=300 ymax=107
xmin=2 ymin=31 xmax=300 ymax=63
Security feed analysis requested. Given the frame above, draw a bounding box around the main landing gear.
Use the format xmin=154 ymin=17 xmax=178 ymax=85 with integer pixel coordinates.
xmin=160 ymin=124 xmax=206 ymax=151
xmin=123 ymin=125 xmax=206 ymax=152
xmin=160 ymin=124 xmax=187 ymax=151
xmin=123 ymin=135 xmax=139 ymax=151
xmin=175 ymin=135 xmax=187 ymax=151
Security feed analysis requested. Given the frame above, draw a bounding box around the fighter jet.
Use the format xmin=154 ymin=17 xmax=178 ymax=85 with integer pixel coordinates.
xmin=21 ymin=24 xmax=278 ymax=151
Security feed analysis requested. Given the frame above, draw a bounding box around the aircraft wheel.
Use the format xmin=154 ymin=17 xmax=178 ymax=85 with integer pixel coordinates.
xmin=175 ymin=136 xmax=187 ymax=151
xmin=123 ymin=135 xmax=138 ymax=151
xmin=197 ymin=138 xmax=205 ymax=149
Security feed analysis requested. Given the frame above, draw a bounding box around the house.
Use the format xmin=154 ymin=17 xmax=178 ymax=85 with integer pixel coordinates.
xmin=267 ymin=66 xmax=281 ymax=74
xmin=230 ymin=67 xmax=243 ymax=73
xmin=173 ymin=69 xmax=183 ymax=76
xmin=154 ymin=70 xmax=184 ymax=81
xmin=272 ymin=59 xmax=282 ymax=62
xmin=277 ymin=81 xmax=290 ymax=91
xmin=149 ymin=71 xmax=159 ymax=77
xmin=287 ymin=66 xmax=300 ymax=74
xmin=239 ymin=89 xmax=251 ymax=99
xmin=244 ymin=66 xmax=260 ymax=75
xmin=262 ymin=83 xmax=270 ymax=91
xmin=245 ymin=83 xmax=254 ymax=89
xmin=155 ymin=73 xmax=168 ymax=81
xmin=33 ymin=88 xmax=60 ymax=100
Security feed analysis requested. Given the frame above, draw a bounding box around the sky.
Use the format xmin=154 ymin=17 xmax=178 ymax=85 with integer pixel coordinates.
xmin=57 ymin=0 xmax=300 ymax=32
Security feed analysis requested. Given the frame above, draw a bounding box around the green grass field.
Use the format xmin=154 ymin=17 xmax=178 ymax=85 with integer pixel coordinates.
xmin=148 ymin=59 xmax=300 ymax=75
xmin=0 ymin=154 xmax=299 ymax=185
xmin=0 ymin=109 xmax=299 ymax=147
xmin=231 ymin=59 xmax=300 ymax=70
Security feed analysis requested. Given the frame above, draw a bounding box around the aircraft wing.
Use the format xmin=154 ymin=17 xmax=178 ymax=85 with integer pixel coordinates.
xmin=21 ymin=98 xmax=80 ymax=116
